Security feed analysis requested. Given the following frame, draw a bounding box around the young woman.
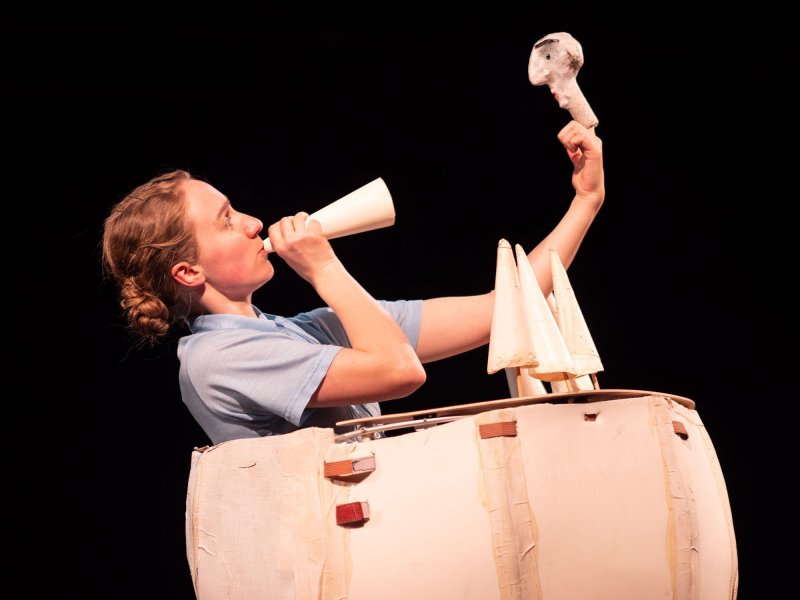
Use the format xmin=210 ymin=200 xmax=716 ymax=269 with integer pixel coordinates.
xmin=102 ymin=120 xmax=604 ymax=445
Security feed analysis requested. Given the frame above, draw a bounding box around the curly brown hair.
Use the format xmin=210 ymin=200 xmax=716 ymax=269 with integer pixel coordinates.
xmin=102 ymin=170 xmax=197 ymax=346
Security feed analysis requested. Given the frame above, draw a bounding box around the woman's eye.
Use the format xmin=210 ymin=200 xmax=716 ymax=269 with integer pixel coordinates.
xmin=223 ymin=215 xmax=233 ymax=229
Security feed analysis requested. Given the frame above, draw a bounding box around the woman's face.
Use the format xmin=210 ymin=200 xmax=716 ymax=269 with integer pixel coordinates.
xmin=182 ymin=179 xmax=274 ymax=300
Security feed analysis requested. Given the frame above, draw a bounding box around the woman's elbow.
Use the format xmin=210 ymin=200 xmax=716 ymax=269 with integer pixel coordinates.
xmin=393 ymin=358 xmax=427 ymax=397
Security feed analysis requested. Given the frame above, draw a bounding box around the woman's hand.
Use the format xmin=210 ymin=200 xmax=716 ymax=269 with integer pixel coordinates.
xmin=268 ymin=212 xmax=338 ymax=283
xmin=558 ymin=121 xmax=604 ymax=209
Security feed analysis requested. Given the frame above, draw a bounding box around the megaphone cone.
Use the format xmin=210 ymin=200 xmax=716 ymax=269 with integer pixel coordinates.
xmin=263 ymin=178 xmax=395 ymax=252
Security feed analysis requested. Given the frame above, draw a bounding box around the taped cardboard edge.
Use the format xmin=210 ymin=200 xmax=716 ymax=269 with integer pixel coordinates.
xmin=474 ymin=408 xmax=542 ymax=599
xmin=185 ymin=449 xmax=203 ymax=597
xmin=672 ymin=403 xmax=740 ymax=598
xmin=652 ymin=397 xmax=696 ymax=599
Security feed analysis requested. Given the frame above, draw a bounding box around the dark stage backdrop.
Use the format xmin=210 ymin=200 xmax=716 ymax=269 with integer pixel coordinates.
xmin=29 ymin=20 xmax=766 ymax=599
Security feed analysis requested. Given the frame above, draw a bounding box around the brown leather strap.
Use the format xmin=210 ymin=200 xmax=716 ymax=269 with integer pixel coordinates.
xmin=672 ymin=421 xmax=689 ymax=440
xmin=324 ymin=455 xmax=376 ymax=478
xmin=336 ymin=501 xmax=370 ymax=525
xmin=479 ymin=421 xmax=518 ymax=438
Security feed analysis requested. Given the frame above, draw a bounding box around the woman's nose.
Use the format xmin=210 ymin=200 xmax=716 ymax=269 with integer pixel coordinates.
xmin=245 ymin=217 xmax=263 ymax=238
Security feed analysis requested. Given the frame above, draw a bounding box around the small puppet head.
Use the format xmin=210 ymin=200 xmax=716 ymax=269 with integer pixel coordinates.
xmin=528 ymin=32 xmax=585 ymax=108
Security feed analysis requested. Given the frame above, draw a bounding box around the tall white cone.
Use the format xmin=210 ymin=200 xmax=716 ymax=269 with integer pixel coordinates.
xmin=487 ymin=240 xmax=537 ymax=374
xmin=545 ymin=290 xmax=595 ymax=392
xmin=515 ymin=244 xmax=576 ymax=381
xmin=549 ymin=248 xmax=604 ymax=376
xmin=263 ymin=178 xmax=395 ymax=252
xmin=550 ymin=376 xmax=595 ymax=392
xmin=505 ymin=367 xmax=549 ymax=397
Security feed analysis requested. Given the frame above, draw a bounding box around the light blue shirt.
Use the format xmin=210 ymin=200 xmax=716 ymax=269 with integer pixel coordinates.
xmin=177 ymin=300 xmax=422 ymax=445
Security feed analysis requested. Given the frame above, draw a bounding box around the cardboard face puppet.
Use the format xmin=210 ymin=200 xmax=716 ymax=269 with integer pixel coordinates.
xmin=528 ymin=32 xmax=598 ymax=128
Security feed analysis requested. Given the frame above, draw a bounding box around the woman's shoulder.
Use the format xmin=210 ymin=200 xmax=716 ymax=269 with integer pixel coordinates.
xmin=177 ymin=319 xmax=276 ymax=362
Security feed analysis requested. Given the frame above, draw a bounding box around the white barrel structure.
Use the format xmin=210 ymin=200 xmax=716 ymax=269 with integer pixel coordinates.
xmin=185 ymin=390 xmax=738 ymax=599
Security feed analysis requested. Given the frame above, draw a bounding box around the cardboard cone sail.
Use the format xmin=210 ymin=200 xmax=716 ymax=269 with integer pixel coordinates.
xmin=487 ymin=240 xmax=537 ymax=374
xmin=263 ymin=178 xmax=395 ymax=252
xmin=550 ymin=376 xmax=595 ymax=392
xmin=515 ymin=244 xmax=576 ymax=381
xmin=505 ymin=366 xmax=549 ymax=397
xmin=549 ymin=248 xmax=604 ymax=376
xmin=546 ymin=291 xmax=597 ymax=392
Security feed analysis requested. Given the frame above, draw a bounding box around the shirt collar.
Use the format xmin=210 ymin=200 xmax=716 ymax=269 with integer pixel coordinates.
xmin=189 ymin=306 xmax=278 ymax=334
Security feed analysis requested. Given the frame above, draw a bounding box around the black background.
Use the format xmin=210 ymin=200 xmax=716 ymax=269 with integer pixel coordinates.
xmin=20 ymin=15 xmax=768 ymax=599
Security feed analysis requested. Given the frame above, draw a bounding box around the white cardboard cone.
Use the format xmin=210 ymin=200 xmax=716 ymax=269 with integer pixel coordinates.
xmin=518 ymin=367 xmax=550 ymax=396
xmin=545 ymin=291 xmax=592 ymax=392
xmin=549 ymin=248 xmax=604 ymax=376
xmin=503 ymin=367 xmax=518 ymax=397
xmin=550 ymin=375 xmax=595 ymax=392
xmin=487 ymin=240 xmax=537 ymax=374
xmin=263 ymin=178 xmax=395 ymax=252
xmin=515 ymin=244 xmax=577 ymax=381
xmin=504 ymin=367 xmax=548 ymax=397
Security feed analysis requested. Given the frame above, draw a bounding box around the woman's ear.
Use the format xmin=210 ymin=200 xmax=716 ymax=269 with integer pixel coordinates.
xmin=171 ymin=262 xmax=205 ymax=287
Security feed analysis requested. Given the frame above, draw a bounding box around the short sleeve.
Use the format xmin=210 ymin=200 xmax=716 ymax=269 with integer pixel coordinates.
xmin=290 ymin=299 xmax=423 ymax=349
xmin=180 ymin=327 xmax=341 ymax=427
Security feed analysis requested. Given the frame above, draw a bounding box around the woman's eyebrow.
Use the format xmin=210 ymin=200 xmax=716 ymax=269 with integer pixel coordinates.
xmin=214 ymin=199 xmax=231 ymax=223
